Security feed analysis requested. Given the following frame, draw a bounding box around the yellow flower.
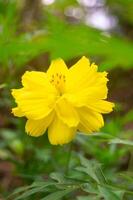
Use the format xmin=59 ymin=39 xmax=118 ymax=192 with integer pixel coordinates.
xmin=11 ymin=56 xmax=114 ymax=145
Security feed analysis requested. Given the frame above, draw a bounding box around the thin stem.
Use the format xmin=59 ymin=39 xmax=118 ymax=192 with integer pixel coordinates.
xmin=65 ymin=142 xmax=73 ymax=175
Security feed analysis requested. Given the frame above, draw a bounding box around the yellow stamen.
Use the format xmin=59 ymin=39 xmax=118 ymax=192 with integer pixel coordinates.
xmin=50 ymin=73 xmax=66 ymax=95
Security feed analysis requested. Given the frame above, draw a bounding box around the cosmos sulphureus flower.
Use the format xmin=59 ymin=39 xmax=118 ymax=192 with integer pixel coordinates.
xmin=11 ymin=56 xmax=114 ymax=145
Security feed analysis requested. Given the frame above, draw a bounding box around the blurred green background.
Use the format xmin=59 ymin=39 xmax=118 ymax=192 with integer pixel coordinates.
xmin=0 ymin=0 xmax=133 ymax=199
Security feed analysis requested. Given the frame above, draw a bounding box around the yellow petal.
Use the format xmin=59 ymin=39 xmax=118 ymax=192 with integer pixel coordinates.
xmin=48 ymin=116 xmax=76 ymax=145
xmin=77 ymin=107 xmax=104 ymax=134
xmin=12 ymin=107 xmax=24 ymax=117
xmin=12 ymin=70 xmax=57 ymax=120
xmin=67 ymin=58 xmax=108 ymax=93
xmin=26 ymin=111 xmax=54 ymax=137
xmin=55 ymin=97 xmax=79 ymax=127
xmin=12 ymin=88 xmax=55 ymax=120
xmin=22 ymin=71 xmax=56 ymax=94
xmin=47 ymin=58 xmax=68 ymax=78
xmin=65 ymin=59 xmax=109 ymax=107
xmin=65 ymin=85 xmax=108 ymax=107
xmin=66 ymin=56 xmax=91 ymax=92
xmin=87 ymin=100 xmax=115 ymax=114
xmin=22 ymin=71 xmax=46 ymax=87
xmin=69 ymin=56 xmax=90 ymax=73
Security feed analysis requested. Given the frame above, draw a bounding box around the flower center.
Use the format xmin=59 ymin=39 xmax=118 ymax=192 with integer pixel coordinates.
xmin=50 ymin=73 xmax=66 ymax=95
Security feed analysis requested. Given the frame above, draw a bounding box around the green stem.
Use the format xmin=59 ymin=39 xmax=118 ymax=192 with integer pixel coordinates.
xmin=65 ymin=142 xmax=73 ymax=175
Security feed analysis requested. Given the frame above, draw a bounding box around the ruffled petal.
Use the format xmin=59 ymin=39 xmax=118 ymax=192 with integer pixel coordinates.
xmin=86 ymin=100 xmax=115 ymax=114
xmin=48 ymin=116 xmax=76 ymax=145
xmin=67 ymin=57 xmax=108 ymax=93
xmin=47 ymin=58 xmax=68 ymax=78
xmin=12 ymin=88 xmax=56 ymax=120
xmin=65 ymin=58 xmax=109 ymax=107
xmin=26 ymin=111 xmax=54 ymax=137
xmin=55 ymin=97 xmax=79 ymax=127
xmin=77 ymin=107 xmax=104 ymax=134
xmin=66 ymin=56 xmax=91 ymax=92
xmin=12 ymin=107 xmax=24 ymax=117
xmin=22 ymin=71 xmax=57 ymax=94
xmin=65 ymin=85 xmax=108 ymax=107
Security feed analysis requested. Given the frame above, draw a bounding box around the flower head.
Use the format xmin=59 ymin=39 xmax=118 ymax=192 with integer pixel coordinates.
xmin=11 ymin=56 xmax=114 ymax=145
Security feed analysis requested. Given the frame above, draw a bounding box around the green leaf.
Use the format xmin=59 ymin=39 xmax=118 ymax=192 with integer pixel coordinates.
xmin=90 ymin=132 xmax=115 ymax=140
xmin=50 ymin=172 xmax=65 ymax=183
xmin=81 ymin=183 xmax=98 ymax=195
xmin=109 ymin=138 xmax=133 ymax=146
xmin=99 ymin=186 xmax=124 ymax=200
xmin=77 ymin=195 xmax=99 ymax=200
xmin=119 ymin=172 xmax=133 ymax=182
xmin=95 ymin=168 xmax=108 ymax=184
xmin=40 ymin=188 xmax=76 ymax=200
xmin=76 ymin=166 xmax=98 ymax=183
xmin=78 ymin=155 xmax=100 ymax=183
xmin=14 ymin=187 xmax=46 ymax=200
xmin=11 ymin=181 xmax=53 ymax=196
xmin=13 ymin=182 xmax=55 ymax=200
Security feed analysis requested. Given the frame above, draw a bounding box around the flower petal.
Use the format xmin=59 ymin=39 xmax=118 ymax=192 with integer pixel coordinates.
xmin=22 ymin=71 xmax=46 ymax=87
xmin=26 ymin=111 xmax=54 ymax=137
xmin=12 ymin=107 xmax=24 ymax=117
xmin=65 ymin=85 xmax=108 ymax=107
xmin=66 ymin=56 xmax=90 ymax=92
xmin=65 ymin=59 xmax=109 ymax=107
xmin=48 ymin=116 xmax=76 ymax=145
xmin=67 ymin=57 xmax=108 ymax=93
xmin=77 ymin=107 xmax=104 ymax=134
xmin=55 ymin=97 xmax=79 ymax=127
xmin=22 ymin=71 xmax=56 ymax=94
xmin=87 ymin=100 xmax=115 ymax=114
xmin=47 ymin=58 xmax=68 ymax=78
xmin=12 ymin=88 xmax=56 ymax=120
